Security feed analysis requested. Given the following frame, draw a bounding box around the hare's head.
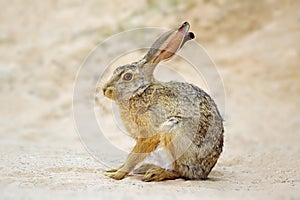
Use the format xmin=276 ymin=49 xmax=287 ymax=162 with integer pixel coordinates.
xmin=103 ymin=22 xmax=194 ymax=101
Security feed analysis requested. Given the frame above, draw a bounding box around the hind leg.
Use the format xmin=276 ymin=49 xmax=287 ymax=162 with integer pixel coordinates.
xmin=142 ymin=166 xmax=180 ymax=182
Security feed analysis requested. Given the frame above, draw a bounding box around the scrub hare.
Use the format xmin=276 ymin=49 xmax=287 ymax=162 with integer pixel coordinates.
xmin=103 ymin=22 xmax=224 ymax=181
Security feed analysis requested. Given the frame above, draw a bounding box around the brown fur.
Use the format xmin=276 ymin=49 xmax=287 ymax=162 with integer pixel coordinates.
xmin=103 ymin=22 xmax=223 ymax=181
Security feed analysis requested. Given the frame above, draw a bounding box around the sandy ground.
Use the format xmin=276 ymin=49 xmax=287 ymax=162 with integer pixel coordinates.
xmin=0 ymin=0 xmax=300 ymax=199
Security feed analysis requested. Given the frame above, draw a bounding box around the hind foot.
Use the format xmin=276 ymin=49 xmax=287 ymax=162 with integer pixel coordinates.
xmin=134 ymin=163 xmax=159 ymax=174
xmin=142 ymin=166 xmax=179 ymax=182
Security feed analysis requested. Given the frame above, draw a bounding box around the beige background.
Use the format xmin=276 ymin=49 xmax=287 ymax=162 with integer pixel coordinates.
xmin=0 ymin=0 xmax=299 ymax=199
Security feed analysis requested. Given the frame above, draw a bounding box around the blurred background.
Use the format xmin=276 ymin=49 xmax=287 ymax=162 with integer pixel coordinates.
xmin=0 ymin=0 xmax=299 ymax=199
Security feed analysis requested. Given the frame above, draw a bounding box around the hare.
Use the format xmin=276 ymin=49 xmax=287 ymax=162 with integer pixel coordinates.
xmin=103 ymin=22 xmax=224 ymax=181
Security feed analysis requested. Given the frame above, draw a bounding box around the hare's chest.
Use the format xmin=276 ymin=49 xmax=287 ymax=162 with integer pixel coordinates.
xmin=118 ymin=108 xmax=140 ymax=138
xmin=118 ymin=106 xmax=152 ymax=139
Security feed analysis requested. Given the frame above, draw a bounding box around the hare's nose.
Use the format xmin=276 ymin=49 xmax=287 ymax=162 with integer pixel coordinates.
xmin=103 ymin=85 xmax=114 ymax=99
xmin=103 ymin=87 xmax=109 ymax=95
xmin=103 ymin=83 xmax=109 ymax=92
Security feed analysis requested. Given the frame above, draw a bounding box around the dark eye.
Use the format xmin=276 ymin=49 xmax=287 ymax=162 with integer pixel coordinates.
xmin=123 ymin=72 xmax=133 ymax=81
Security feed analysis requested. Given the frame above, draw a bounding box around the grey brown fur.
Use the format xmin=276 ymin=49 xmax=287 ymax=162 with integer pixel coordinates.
xmin=102 ymin=22 xmax=224 ymax=181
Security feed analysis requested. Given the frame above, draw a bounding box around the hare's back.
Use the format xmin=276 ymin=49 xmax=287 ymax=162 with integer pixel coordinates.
xmin=165 ymin=81 xmax=220 ymax=116
xmin=165 ymin=81 xmax=224 ymax=151
xmin=165 ymin=81 xmax=223 ymax=134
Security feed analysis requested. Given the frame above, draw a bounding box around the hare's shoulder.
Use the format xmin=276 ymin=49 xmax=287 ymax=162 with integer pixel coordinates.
xmin=164 ymin=81 xmax=213 ymax=102
xmin=129 ymin=81 xmax=212 ymax=108
xmin=165 ymin=81 xmax=222 ymax=117
xmin=128 ymin=82 xmax=214 ymax=117
xmin=129 ymin=83 xmax=176 ymax=110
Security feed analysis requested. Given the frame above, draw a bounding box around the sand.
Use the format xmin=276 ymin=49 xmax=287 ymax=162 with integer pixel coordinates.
xmin=0 ymin=0 xmax=299 ymax=199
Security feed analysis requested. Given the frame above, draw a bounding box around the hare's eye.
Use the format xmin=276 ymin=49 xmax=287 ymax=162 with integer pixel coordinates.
xmin=123 ymin=72 xmax=133 ymax=81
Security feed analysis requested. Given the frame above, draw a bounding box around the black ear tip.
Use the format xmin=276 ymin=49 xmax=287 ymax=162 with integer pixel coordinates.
xmin=179 ymin=21 xmax=190 ymax=29
xmin=188 ymin=32 xmax=195 ymax=39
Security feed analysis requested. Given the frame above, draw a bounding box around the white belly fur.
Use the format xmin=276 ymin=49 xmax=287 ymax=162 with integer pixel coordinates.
xmin=142 ymin=143 xmax=173 ymax=170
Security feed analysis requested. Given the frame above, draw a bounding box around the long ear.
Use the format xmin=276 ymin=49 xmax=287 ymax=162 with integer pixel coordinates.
xmin=141 ymin=22 xmax=195 ymax=74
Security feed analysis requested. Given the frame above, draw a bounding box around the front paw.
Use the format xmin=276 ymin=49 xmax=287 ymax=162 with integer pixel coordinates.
xmin=104 ymin=170 xmax=128 ymax=180
xmin=105 ymin=168 xmax=118 ymax=173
